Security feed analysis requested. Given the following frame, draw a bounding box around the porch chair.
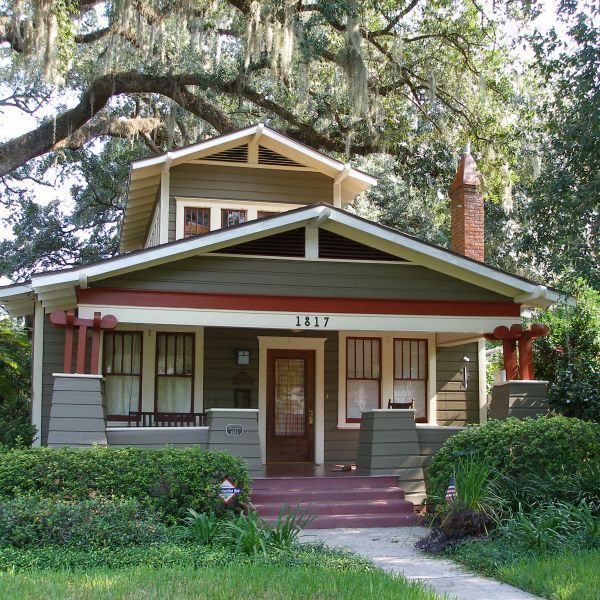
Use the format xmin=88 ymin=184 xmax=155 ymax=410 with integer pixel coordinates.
xmin=387 ymin=399 xmax=414 ymax=410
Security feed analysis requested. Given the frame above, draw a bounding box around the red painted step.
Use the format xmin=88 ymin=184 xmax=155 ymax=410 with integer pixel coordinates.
xmin=250 ymin=475 xmax=419 ymax=529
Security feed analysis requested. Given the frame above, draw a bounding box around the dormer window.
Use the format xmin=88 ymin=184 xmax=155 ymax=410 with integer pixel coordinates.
xmin=222 ymin=209 xmax=247 ymax=229
xmin=184 ymin=207 xmax=210 ymax=238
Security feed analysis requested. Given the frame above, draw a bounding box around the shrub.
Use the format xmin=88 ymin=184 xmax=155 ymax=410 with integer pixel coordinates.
xmin=426 ymin=416 xmax=600 ymax=511
xmin=0 ymin=446 xmax=250 ymax=523
xmin=0 ymin=497 xmax=170 ymax=549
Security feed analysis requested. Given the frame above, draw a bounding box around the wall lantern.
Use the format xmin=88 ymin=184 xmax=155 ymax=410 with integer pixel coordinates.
xmin=236 ymin=349 xmax=250 ymax=366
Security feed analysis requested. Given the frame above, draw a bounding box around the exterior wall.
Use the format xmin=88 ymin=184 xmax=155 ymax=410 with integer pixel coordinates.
xmin=41 ymin=317 xmax=66 ymax=445
xmin=96 ymin=256 xmax=509 ymax=303
xmin=490 ymin=381 xmax=549 ymax=419
xmin=436 ymin=343 xmax=480 ymax=426
xmin=106 ymin=427 xmax=209 ymax=448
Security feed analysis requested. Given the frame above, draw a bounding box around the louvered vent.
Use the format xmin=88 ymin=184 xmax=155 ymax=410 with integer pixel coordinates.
xmin=203 ymin=144 xmax=248 ymax=163
xmin=218 ymin=228 xmax=305 ymax=258
xmin=259 ymin=146 xmax=304 ymax=167
xmin=319 ymin=229 xmax=408 ymax=262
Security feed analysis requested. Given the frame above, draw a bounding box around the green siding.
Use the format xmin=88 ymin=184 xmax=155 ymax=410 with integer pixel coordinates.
xmin=96 ymin=256 xmax=509 ymax=302
xmin=436 ymin=343 xmax=480 ymax=426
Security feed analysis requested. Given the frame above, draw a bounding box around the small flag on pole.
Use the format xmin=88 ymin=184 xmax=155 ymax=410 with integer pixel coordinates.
xmin=445 ymin=477 xmax=457 ymax=503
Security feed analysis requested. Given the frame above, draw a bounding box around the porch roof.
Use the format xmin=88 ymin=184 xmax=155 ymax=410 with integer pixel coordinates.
xmin=0 ymin=204 xmax=571 ymax=315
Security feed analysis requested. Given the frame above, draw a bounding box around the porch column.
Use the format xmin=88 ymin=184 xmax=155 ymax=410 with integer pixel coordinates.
xmin=205 ymin=409 xmax=262 ymax=474
xmin=47 ymin=374 xmax=107 ymax=448
xmin=490 ymin=381 xmax=549 ymax=420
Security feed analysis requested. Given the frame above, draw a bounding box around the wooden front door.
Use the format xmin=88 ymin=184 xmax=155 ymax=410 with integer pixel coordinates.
xmin=266 ymin=349 xmax=315 ymax=463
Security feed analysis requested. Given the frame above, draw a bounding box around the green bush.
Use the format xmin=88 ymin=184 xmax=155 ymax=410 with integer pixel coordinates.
xmin=0 ymin=446 xmax=250 ymax=523
xmin=0 ymin=497 xmax=170 ymax=549
xmin=426 ymin=416 xmax=600 ymax=511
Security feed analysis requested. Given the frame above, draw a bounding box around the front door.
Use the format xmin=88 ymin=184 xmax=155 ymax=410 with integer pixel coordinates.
xmin=266 ymin=349 xmax=315 ymax=463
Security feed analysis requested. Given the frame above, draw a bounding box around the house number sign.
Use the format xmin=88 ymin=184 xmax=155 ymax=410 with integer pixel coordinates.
xmin=225 ymin=424 xmax=244 ymax=436
xmin=295 ymin=315 xmax=330 ymax=328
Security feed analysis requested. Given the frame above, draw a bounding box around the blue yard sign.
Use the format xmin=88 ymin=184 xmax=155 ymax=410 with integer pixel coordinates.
xmin=220 ymin=477 xmax=241 ymax=504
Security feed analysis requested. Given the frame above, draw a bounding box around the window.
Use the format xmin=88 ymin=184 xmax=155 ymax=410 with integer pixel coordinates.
xmin=221 ymin=209 xmax=247 ymax=228
xmin=257 ymin=210 xmax=278 ymax=219
xmin=103 ymin=332 xmax=142 ymax=419
xmin=394 ymin=339 xmax=428 ymax=422
xmin=184 ymin=207 xmax=210 ymax=237
xmin=155 ymin=333 xmax=194 ymax=413
xmin=346 ymin=337 xmax=381 ymax=422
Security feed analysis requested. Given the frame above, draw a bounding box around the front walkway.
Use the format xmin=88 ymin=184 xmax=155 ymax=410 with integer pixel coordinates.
xmin=301 ymin=527 xmax=543 ymax=600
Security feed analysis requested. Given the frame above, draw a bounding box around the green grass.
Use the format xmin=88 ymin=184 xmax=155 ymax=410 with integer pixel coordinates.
xmin=498 ymin=549 xmax=600 ymax=600
xmin=0 ymin=564 xmax=443 ymax=600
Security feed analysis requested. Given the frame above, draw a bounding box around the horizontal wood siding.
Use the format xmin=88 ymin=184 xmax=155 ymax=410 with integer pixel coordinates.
xmin=42 ymin=317 xmax=65 ymax=445
xmin=96 ymin=256 xmax=508 ymax=302
xmin=170 ymin=164 xmax=333 ymax=204
xmin=436 ymin=343 xmax=480 ymax=426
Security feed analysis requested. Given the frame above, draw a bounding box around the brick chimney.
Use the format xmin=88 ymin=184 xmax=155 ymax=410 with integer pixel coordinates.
xmin=448 ymin=143 xmax=485 ymax=262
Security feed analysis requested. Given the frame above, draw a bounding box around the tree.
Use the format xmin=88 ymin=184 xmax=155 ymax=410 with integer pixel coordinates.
xmin=0 ymin=0 xmax=538 ymax=278
xmin=515 ymin=0 xmax=599 ymax=289
xmin=0 ymin=317 xmax=36 ymax=446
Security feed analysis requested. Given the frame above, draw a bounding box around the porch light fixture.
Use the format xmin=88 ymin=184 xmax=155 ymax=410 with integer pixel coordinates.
xmin=236 ymin=349 xmax=250 ymax=366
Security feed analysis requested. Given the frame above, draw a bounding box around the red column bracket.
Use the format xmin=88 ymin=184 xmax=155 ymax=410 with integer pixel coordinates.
xmin=518 ymin=324 xmax=550 ymax=380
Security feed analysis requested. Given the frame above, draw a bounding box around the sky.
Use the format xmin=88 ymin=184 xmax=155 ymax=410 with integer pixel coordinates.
xmin=0 ymin=0 xmax=577 ymax=286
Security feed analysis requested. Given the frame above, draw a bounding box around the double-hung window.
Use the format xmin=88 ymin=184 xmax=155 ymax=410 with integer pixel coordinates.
xmin=394 ymin=338 xmax=428 ymax=422
xmin=155 ymin=332 xmax=194 ymax=413
xmin=346 ymin=337 xmax=381 ymax=422
xmin=184 ymin=207 xmax=210 ymax=237
xmin=221 ymin=209 xmax=247 ymax=228
xmin=103 ymin=332 xmax=142 ymax=419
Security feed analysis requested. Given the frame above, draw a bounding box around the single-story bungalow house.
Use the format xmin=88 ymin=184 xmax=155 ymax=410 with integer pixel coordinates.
xmin=0 ymin=124 xmax=563 ymax=526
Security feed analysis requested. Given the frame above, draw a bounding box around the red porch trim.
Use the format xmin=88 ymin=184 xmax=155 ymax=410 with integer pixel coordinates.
xmin=77 ymin=287 xmax=521 ymax=317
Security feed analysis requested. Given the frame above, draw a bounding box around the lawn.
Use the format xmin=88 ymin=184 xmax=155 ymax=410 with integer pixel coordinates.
xmin=0 ymin=564 xmax=443 ymax=600
xmin=498 ymin=549 xmax=600 ymax=600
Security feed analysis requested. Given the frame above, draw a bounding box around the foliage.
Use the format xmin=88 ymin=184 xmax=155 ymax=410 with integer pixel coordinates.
xmin=0 ymin=563 xmax=443 ymax=600
xmin=530 ymin=282 xmax=600 ymax=421
xmin=516 ymin=1 xmax=600 ymax=287
xmin=181 ymin=508 xmax=221 ymax=546
xmin=503 ymin=501 xmax=599 ymax=554
xmin=0 ymin=318 xmax=36 ymax=448
xmin=264 ymin=505 xmax=315 ymax=548
xmin=220 ymin=510 xmax=269 ymax=556
xmin=0 ymin=496 xmax=170 ymax=549
xmin=498 ymin=549 xmax=600 ymax=600
xmin=0 ymin=446 xmax=250 ymax=523
xmin=426 ymin=416 xmax=600 ymax=512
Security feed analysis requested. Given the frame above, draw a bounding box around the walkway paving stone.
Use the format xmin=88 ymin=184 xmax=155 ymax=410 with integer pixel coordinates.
xmin=301 ymin=526 xmax=544 ymax=600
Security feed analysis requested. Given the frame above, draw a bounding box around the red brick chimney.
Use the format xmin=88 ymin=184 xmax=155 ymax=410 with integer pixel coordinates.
xmin=448 ymin=143 xmax=485 ymax=262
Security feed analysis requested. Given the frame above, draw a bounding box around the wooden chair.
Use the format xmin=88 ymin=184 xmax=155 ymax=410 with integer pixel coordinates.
xmin=387 ymin=399 xmax=414 ymax=410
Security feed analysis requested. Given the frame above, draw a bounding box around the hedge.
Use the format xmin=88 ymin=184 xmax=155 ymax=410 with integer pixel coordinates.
xmin=0 ymin=497 xmax=171 ymax=549
xmin=426 ymin=416 xmax=600 ymax=509
xmin=0 ymin=446 xmax=250 ymax=523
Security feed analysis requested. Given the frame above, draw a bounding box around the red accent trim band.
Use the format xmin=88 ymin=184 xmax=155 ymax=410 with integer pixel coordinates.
xmin=77 ymin=287 xmax=521 ymax=317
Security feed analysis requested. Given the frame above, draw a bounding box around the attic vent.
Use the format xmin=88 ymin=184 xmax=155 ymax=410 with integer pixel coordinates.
xmin=204 ymin=145 xmax=248 ymax=163
xmin=258 ymin=146 xmax=303 ymax=167
xmin=319 ymin=229 xmax=408 ymax=262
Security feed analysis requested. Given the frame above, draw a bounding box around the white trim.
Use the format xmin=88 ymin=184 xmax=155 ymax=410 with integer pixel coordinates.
xmin=257 ymin=336 xmax=326 ymax=465
xmin=337 ymin=331 xmax=437 ymax=429
xmin=437 ymin=335 xmax=485 ymax=347
xmin=159 ymin=156 xmax=172 ymax=244
xmin=31 ymin=301 xmax=44 ymax=447
xmin=478 ymin=338 xmax=487 ymax=424
xmin=78 ymin=304 xmax=520 ymax=334
xmin=52 ymin=373 xmax=104 ymax=379
xmin=174 ymin=197 xmax=302 ymax=241
xmin=305 ymin=225 xmax=319 ymax=259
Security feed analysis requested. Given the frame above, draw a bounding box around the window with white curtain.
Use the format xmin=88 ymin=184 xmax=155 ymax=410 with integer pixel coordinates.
xmin=103 ymin=332 xmax=142 ymax=419
xmin=155 ymin=332 xmax=194 ymax=413
xmin=394 ymin=338 xmax=428 ymax=422
xmin=346 ymin=337 xmax=381 ymax=422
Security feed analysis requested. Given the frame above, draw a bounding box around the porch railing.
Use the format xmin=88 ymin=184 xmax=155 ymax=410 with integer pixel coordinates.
xmin=127 ymin=411 xmax=207 ymax=427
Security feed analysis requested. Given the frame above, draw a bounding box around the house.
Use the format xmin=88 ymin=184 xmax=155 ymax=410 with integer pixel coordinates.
xmin=0 ymin=125 xmax=562 ymax=523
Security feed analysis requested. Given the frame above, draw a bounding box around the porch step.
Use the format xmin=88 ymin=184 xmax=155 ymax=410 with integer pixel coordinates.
xmin=251 ymin=475 xmax=418 ymax=529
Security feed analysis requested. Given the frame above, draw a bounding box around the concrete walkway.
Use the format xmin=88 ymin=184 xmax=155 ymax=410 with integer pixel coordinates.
xmin=301 ymin=526 xmax=543 ymax=600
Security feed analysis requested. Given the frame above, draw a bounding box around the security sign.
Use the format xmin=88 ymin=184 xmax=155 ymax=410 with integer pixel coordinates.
xmin=219 ymin=477 xmax=241 ymax=505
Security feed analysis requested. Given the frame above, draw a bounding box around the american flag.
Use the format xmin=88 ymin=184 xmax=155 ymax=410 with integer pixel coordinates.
xmin=445 ymin=477 xmax=457 ymax=503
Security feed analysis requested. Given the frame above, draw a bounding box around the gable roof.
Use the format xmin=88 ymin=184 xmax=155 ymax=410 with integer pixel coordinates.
xmin=122 ymin=124 xmax=377 ymax=251
xmin=0 ymin=204 xmax=569 ymax=316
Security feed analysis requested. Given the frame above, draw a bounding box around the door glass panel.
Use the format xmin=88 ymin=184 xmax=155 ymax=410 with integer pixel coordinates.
xmin=274 ymin=358 xmax=305 ymax=437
